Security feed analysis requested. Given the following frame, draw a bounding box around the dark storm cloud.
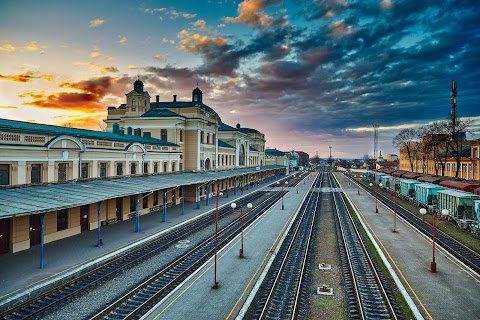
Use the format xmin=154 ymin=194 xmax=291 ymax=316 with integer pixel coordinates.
xmin=138 ymin=0 xmax=479 ymax=155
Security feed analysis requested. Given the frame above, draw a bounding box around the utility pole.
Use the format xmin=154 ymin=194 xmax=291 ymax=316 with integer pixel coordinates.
xmin=329 ymin=146 xmax=332 ymax=165
xmin=451 ymin=80 xmax=457 ymax=126
xmin=373 ymin=124 xmax=379 ymax=169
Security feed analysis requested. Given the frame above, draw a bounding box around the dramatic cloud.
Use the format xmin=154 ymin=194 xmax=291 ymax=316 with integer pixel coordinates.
xmin=225 ymin=0 xmax=283 ymax=27
xmin=24 ymin=41 xmax=38 ymax=51
xmin=0 ymin=42 xmax=16 ymax=51
xmin=177 ymin=32 xmax=227 ymax=54
xmin=89 ymin=18 xmax=105 ymax=27
xmin=74 ymin=62 xmax=119 ymax=73
xmin=4 ymin=0 xmax=480 ymax=156
xmin=18 ymin=76 xmax=132 ymax=119
xmin=0 ymin=72 xmax=53 ymax=82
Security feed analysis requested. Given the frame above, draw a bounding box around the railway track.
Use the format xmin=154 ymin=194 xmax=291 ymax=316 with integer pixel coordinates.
xmin=244 ymin=170 xmax=323 ymax=319
xmin=353 ymin=175 xmax=480 ymax=274
xmin=330 ymin=173 xmax=400 ymax=320
xmin=89 ymin=190 xmax=285 ymax=320
xmin=0 ymin=182 xmax=289 ymax=320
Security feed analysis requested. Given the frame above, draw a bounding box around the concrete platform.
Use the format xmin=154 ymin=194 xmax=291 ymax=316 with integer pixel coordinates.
xmin=336 ymin=173 xmax=480 ymax=320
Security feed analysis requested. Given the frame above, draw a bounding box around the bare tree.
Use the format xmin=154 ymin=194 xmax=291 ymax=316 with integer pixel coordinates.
xmin=311 ymin=154 xmax=321 ymax=166
xmin=363 ymin=154 xmax=374 ymax=170
xmin=425 ymin=121 xmax=450 ymax=176
xmin=417 ymin=126 xmax=434 ymax=173
xmin=447 ymin=118 xmax=471 ymax=177
xmin=393 ymin=128 xmax=419 ymax=172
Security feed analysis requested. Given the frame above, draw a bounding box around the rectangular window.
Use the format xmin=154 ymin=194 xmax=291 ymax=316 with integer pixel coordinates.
xmin=117 ymin=162 xmax=123 ymax=176
xmin=163 ymin=162 xmax=168 ymax=172
xmin=154 ymin=162 xmax=158 ymax=173
xmin=144 ymin=162 xmax=149 ymax=174
xmin=172 ymin=162 xmax=176 ymax=172
xmin=130 ymin=195 xmax=136 ymax=212
xmin=100 ymin=162 xmax=107 ymax=177
xmin=153 ymin=191 xmax=159 ymax=206
xmin=200 ymin=131 xmax=204 ymax=143
xmin=207 ymin=133 xmax=210 ymax=144
xmin=58 ymin=163 xmax=67 ymax=181
xmin=31 ymin=164 xmax=42 ymax=183
xmin=57 ymin=209 xmax=68 ymax=231
xmin=0 ymin=164 xmax=10 ymax=185
xmin=131 ymin=162 xmax=137 ymax=174
xmin=179 ymin=130 xmax=183 ymax=142
xmin=161 ymin=129 xmax=168 ymax=141
xmin=81 ymin=163 xmax=89 ymax=178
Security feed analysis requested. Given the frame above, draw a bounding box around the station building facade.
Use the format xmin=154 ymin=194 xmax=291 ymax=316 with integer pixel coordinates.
xmin=0 ymin=80 xmax=281 ymax=255
xmin=398 ymin=138 xmax=480 ymax=180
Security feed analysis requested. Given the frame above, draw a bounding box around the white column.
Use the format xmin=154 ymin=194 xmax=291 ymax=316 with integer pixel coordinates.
xmin=72 ymin=159 xmax=79 ymax=179
xmin=215 ymin=130 xmax=218 ymax=170
xmin=48 ymin=160 xmax=55 ymax=182
xmin=109 ymin=160 xmax=115 ymax=176
xmin=17 ymin=161 xmax=26 ymax=185
xmin=92 ymin=160 xmax=98 ymax=178
xmin=197 ymin=129 xmax=201 ymax=170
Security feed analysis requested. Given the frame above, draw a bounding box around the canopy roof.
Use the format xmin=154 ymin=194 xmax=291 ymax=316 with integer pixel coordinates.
xmin=0 ymin=165 xmax=285 ymax=218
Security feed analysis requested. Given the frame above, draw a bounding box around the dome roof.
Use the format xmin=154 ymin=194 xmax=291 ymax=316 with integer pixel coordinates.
xmin=133 ymin=78 xmax=144 ymax=94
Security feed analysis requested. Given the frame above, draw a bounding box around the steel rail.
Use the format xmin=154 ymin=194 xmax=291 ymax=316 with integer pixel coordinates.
xmin=330 ymin=173 xmax=398 ymax=320
xmin=90 ymin=191 xmax=284 ymax=320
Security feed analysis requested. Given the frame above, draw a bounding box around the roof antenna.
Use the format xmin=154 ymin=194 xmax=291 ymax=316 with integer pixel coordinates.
xmin=196 ymin=81 xmax=198 ymax=87
xmin=137 ymin=69 xmax=140 ymax=80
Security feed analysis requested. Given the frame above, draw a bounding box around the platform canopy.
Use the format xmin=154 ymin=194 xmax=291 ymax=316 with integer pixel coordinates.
xmin=0 ymin=165 xmax=286 ymax=218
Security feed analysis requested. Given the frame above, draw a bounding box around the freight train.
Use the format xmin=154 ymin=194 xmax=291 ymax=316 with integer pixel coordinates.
xmin=364 ymin=169 xmax=480 ymax=236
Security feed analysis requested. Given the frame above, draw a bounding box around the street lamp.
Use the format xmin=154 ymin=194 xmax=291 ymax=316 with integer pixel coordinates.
xmin=277 ymin=181 xmax=288 ymax=210
xmin=356 ymin=176 xmax=361 ymax=195
xmin=393 ymin=177 xmax=397 ymax=232
xmin=420 ymin=208 xmax=449 ymax=273
xmin=296 ymin=175 xmax=299 ymax=194
xmin=369 ymin=183 xmax=378 ymax=213
xmin=231 ymin=202 xmax=253 ymax=258
xmin=369 ymin=182 xmax=381 ymax=213
xmin=213 ymin=190 xmax=223 ymax=289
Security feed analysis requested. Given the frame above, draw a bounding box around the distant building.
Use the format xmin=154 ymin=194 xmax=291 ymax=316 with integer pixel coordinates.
xmin=387 ymin=154 xmax=399 ymax=161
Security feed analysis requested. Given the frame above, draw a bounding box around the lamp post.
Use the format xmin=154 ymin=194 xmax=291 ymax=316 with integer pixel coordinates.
xmin=213 ymin=190 xmax=223 ymax=289
xmin=296 ymin=175 xmax=299 ymax=194
xmin=393 ymin=177 xmax=397 ymax=232
xmin=231 ymin=202 xmax=253 ymax=258
xmin=369 ymin=182 xmax=381 ymax=213
xmin=356 ymin=176 xmax=360 ymax=195
xmin=420 ymin=208 xmax=449 ymax=273
xmin=277 ymin=181 xmax=288 ymax=210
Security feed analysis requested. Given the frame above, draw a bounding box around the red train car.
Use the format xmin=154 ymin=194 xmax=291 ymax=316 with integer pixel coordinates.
xmin=392 ymin=170 xmax=408 ymax=177
xmin=438 ymin=180 xmax=480 ymax=193
xmin=417 ymin=175 xmax=444 ymax=184
xmin=402 ymin=172 xmax=424 ymax=179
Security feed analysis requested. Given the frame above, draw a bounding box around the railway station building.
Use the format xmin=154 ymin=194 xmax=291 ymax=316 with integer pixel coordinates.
xmin=0 ymin=79 xmax=286 ymax=255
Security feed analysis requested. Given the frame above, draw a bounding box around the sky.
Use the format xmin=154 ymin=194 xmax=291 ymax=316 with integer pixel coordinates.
xmin=1 ymin=0 xmax=479 ymax=159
